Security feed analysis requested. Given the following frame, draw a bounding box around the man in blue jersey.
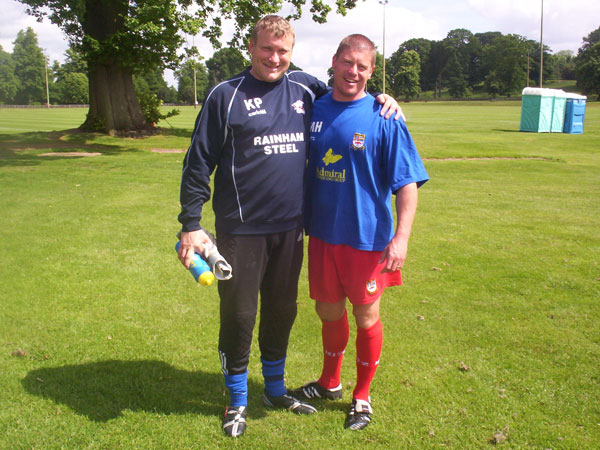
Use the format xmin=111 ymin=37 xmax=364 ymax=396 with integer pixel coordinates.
xmin=177 ymin=16 xmax=403 ymax=438
xmin=292 ymin=34 xmax=429 ymax=431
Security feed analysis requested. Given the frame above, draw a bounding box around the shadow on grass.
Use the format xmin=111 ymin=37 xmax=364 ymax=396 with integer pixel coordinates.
xmin=0 ymin=129 xmax=141 ymax=167
xmin=492 ymin=129 xmax=522 ymax=133
xmin=22 ymin=359 xmax=263 ymax=422
xmin=155 ymin=126 xmax=194 ymax=139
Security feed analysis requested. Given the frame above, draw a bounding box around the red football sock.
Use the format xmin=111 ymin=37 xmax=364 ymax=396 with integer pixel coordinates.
xmin=317 ymin=309 xmax=349 ymax=389
xmin=353 ymin=319 xmax=383 ymax=401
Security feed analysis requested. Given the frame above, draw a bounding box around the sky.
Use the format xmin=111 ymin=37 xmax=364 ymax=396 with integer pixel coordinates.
xmin=1 ymin=0 xmax=599 ymax=86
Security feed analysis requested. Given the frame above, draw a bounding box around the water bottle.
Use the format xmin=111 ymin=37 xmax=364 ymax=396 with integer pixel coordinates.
xmin=175 ymin=241 xmax=215 ymax=286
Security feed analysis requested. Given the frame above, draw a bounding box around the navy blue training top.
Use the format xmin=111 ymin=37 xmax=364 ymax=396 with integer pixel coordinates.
xmin=179 ymin=68 xmax=329 ymax=234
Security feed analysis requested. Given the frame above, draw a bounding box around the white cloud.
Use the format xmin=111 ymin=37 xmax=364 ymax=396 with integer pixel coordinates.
xmin=467 ymin=0 xmax=599 ymax=50
xmin=0 ymin=0 xmax=69 ymax=63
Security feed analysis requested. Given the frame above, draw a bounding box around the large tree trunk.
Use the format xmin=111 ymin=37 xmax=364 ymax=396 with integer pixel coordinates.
xmin=81 ymin=63 xmax=148 ymax=134
xmin=79 ymin=0 xmax=149 ymax=134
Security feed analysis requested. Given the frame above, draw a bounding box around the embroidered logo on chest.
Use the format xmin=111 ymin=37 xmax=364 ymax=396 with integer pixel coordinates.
xmin=291 ymin=100 xmax=305 ymax=114
xmin=351 ymin=133 xmax=366 ymax=151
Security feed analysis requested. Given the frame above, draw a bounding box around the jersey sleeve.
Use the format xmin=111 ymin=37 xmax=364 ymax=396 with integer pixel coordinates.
xmin=384 ymin=119 xmax=429 ymax=193
xmin=288 ymin=70 xmax=330 ymax=99
xmin=313 ymin=78 xmax=331 ymax=99
xmin=178 ymin=87 xmax=227 ymax=232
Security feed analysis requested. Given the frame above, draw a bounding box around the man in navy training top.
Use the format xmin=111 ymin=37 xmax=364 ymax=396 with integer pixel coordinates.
xmin=177 ymin=16 xmax=403 ymax=438
xmin=292 ymin=34 xmax=429 ymax=431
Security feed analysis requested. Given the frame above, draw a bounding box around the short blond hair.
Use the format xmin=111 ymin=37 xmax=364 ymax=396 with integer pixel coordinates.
xmin=335 ymin=34 xmax=376 ymax=65
xmin=250 ymin=15 xmax=295 ymax=46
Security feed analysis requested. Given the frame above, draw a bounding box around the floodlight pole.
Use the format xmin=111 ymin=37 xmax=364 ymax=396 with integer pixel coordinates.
xmin=527 ymin=49 xmax=530 ymax=87
xmin=193 ymin=35 xmax=198 ymax=108
xmin=44 ymin=52 xmax=50 ymax=108
xmin=539 ymin=0 xmax=544 ymax=87
xmin=193 ymin=65 xmax=198 ymax=108
xmin=379 ymin=0 xmax=388 ymax=94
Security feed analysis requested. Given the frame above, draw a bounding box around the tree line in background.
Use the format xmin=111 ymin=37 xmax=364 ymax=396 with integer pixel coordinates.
xmin=367 ymin=26 xmax=600 ymax=101
xmin=1 ymin=24 xmax=599 ymax=111
xmin=0 ymin=27 xmax=249 ymax=109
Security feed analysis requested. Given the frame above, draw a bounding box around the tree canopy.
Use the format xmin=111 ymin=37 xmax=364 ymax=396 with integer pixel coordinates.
xmin=0 ymin=45 xmax=19 ymax=104
xmin=17 ymin=0 xmax=360 ymax=133
xmin=205 ymin=47 xmax=249 ymax=93
xmin=4 ymin=12 xmax=598 ymax=107
xmin=12 ymin=27 xmax=47 ymax=104
xmin=576 ymin=26 xmax=600 ymax=99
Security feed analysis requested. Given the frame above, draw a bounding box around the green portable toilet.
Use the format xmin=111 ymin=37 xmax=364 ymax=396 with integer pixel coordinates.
xmin=563 ymin=93 xmax=587 ymax=134
xmin=550 ymin=90 xmax=568 ymax=133
xmin=520 ymin=88 xmax=554 ymax=132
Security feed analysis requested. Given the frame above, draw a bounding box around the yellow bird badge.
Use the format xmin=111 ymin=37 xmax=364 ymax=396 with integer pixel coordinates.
xmin=322 ymin=148 xmax=342 ymax=166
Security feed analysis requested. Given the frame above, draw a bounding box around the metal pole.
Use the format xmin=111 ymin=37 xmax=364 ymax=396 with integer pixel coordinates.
xmin=193 ymin=65 xmax=198 ymax=108
xmin=379 ymin=0 xmax=388 ymax=94
xmin=44 ymin=53 xmax=50 ymax=108
xmin=192 ymin=35 xmax=198 ymax=108
xmin=527 ymin=49 xmax=530 ymax=87
xmin=539 ymin=0 xmax=544 ymax=87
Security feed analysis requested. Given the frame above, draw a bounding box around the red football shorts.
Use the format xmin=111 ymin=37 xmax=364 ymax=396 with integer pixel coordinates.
xmin=308 ymin=236 xmax=402 ymax=305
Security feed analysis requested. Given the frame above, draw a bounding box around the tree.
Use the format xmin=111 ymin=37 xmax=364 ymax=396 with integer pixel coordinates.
xmin=394 ymin=38 xmax=432 ymax=91
xmin=176 ymin=59 xmax=209 ymax=104
xmin=576 ymin=42 xmax=600 ymax=99
xmin=426 ymin=40 xmax=451 ymax=98
xmin=12 ymin=27 xmax=46 ymax=104
xmin=483 ymin=71 xmax=501 ymax=99
xmin=52 ymin=46 xmax=88 ymax=104
xmin=445 ymin=53 xmax=468 ymax=98
xmin=576 ymin=27 xmax=600 ymax=99
xmin=57 ymin=72 xmax=89 ymax=103
xmin=0 ymin=45 xmax=18 ymax=104
xmin=481 ymin=34 xmax=528 ymax=97
xmin=60 ymin=46 xmax=87 ymax=74
xmin=526 ymin=41 xmax=555 ymax=86
xmin=389 ymin=50 xmax=421 ymax=101
xmin=554 ymin=50 xmax=576 ymax=80
xmin=134 ymin=67 xmax=173 ymax=102
xmin=367 ymin=52 xmax=387 ymax=94
xmin=205 ymin=47 xmax=249 ymax=93
xmin=443 ymin=29 xmax=482 ymax=88
xmin=19 ymin=0 xmax=357 ymax=134
xmin=475 ymin=31 xmax=503 ymax=47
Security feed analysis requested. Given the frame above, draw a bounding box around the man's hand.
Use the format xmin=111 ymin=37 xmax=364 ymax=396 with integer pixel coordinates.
xmin=379 ymin=235 xmax=408 ymax=273
xmin=178 ymin=229 xmax=212 ymax=269
xmin=375 ymin=93 xmax=406 ymax=121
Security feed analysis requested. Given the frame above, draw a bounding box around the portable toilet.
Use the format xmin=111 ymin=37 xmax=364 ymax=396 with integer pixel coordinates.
xmin=563 ymin=93 xmax=587 ymax=134
xmin=550 ymin=90 xmax=568 ymax=133
xmin=520 ymin=88 xmax=555 ymax=132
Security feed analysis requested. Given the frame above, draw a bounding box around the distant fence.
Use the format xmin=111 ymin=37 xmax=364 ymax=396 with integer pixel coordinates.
xmin=0 ymin=103 xmax=199 ymax=108
xmin=0 ymin=104 xmax=89 ymax=108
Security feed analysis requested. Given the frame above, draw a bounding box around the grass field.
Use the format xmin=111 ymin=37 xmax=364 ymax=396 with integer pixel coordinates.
xmin=1 ymin=102 xmax=599 ymax=449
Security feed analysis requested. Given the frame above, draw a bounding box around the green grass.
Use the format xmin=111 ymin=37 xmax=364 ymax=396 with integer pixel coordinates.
xmin=1 ymin=103 xmax=599 ymax=449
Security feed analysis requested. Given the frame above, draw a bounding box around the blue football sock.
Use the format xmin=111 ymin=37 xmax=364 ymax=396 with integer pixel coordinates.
xmin=261 ymin=357 xmax=287 ymax=397
xmin=224 ymin=371 xmax=248 ymax=407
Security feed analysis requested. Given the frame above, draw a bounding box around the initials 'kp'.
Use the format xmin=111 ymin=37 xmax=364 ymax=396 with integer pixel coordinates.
xmin=244 ymin=97 xmax=263 ymax=110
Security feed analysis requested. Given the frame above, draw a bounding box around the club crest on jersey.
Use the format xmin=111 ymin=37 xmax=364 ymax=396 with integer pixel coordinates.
xmin=351 ymin=133 xmax=366 ymax=150
xmin=366 ymin=279 xmax=378 ymax=295
xmin=291 ymin=100 xmax=305 ymax=114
